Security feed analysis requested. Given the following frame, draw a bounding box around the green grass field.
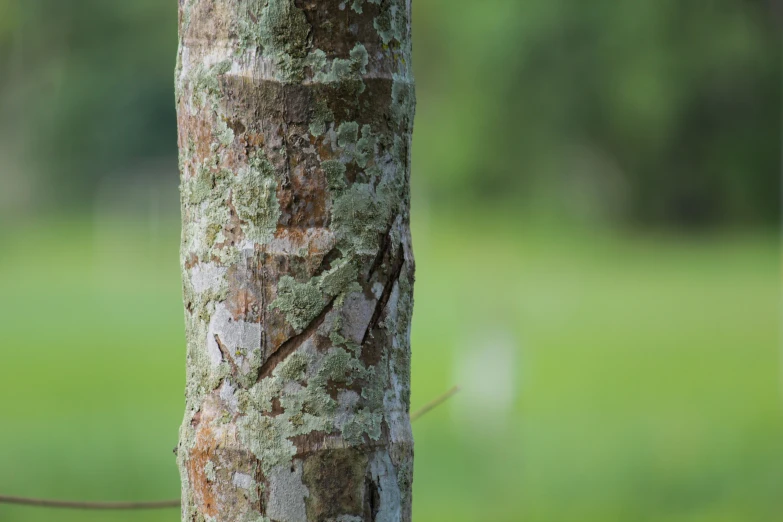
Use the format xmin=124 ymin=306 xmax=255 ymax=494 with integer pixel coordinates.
xmin=0 ymin=214 xmax=779 ymax=522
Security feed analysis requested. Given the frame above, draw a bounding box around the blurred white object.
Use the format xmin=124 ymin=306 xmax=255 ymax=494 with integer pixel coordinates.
xmin=453 ymin=329 xmax=518 ymax=437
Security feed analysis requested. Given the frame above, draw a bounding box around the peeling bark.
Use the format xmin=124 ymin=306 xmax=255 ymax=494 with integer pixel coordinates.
xmin=175 ymin=1 xmax=415 ymax=521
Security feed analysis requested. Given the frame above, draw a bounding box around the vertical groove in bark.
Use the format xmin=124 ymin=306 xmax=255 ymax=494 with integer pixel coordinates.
xmin=175 ymin=1 xmax=415 ymax=520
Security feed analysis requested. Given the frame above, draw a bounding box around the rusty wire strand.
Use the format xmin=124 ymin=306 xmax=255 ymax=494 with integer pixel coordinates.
xmin=409 ymin=385 xmax=460 ymax=421
xmin=0 ymin=497 xmax=180 ymax=510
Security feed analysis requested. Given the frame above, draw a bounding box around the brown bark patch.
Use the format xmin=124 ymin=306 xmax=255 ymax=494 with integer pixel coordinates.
xmin=302 ymin=448 xmax=369 ymax=520
xmin=184 ymin=252 xmax=199 ymax=269
xmin=297 ymin=0 xmax=384 ymax=57
xmin=225 ymin=260 xmax=264 ymax=323
xmin=289 ymin=430 xmax=331 ymax=456
xmin=187 ymin=424 xmax=219 ymax=518
xmin=182 ymin=0 xmax=234 ymax=45
xmin=277 ymin=148 xmax=329 ymax=228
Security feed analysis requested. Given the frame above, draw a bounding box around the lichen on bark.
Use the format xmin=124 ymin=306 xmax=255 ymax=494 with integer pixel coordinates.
xmin=176 ymin=0 xmax=415 ymax=520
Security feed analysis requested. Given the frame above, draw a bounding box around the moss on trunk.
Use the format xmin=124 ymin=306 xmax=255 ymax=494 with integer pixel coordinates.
xmin=175 ymin=1 xmax=415 ymax=520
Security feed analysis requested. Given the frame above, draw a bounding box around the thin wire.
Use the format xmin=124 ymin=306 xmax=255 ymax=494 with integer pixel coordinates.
xmin=410 ymin=385 xmax=460 ymax=421
xmin=0 ymin=385 xmax=459 ymax=510
xmin=0 ymin=497 xmax=180 ymax=510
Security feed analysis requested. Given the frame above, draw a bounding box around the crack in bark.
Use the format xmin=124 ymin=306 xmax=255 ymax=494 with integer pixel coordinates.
xmin=257 ymin=295 xmax=338 ymax=380
xmin=258 ymin=249 xmax=267 ymax=377
xmin=214 ymin=334 xmax=240 ymax=376
xmin=361 ymin=243 xmax=405 ymax=346
xmin=281 ymin=87 xmax=293 ymax=187
xmin=367 ymin=222 xmax=394 ymax=279
xmin=365 ymin=477 xmax=380 ymax=521
xmin=314 ymin=246 xmax=342 ymax=277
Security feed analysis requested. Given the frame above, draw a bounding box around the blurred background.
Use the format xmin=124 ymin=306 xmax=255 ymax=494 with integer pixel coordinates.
xmin=0 ymin=0 xmax=779 ymax=521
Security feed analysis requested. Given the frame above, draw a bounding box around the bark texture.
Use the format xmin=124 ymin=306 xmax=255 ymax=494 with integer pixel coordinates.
xmin=175 ymin=1 xmax=415 ymax=521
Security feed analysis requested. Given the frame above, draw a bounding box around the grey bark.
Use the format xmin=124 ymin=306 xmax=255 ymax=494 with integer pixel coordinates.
xmin=174 ymin=1 xmax=415 ymax=521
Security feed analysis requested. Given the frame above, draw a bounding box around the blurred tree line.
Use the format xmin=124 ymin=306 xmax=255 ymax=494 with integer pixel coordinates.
xmin=0 ymin=0 xmax=779 ymax=228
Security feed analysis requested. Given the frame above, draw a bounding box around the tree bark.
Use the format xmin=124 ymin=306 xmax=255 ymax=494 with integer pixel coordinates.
xmin=175 ymin=1 xmax=415 ymax=521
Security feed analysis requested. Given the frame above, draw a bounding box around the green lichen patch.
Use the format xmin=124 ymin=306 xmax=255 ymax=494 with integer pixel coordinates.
xmin=191 ymin=60 xmax=232 ymax=109
xmin=354 ymin=124 xmax=376 ymax=168
xmin=237 ymin=348 xmax=347 ymax=474
xmin=349 ymin=44 xmax=369 ymax=74
xmin=396 ymin=459 xmax=413 ymax=497
xmin=278 ymin=352 xmax=310 ymax=381
xmin=214 ymin=118 xmax=235 ymax=147
xmin=242 ymin=515 xmax=271 ymax=522
xmin=373 ymin=0 xmax=405 ymax=45
xmin=259 ymin=0 xmax=309 ymax=58
xmin=181 ymin=0 xmax=197 ymax=35
xmin=179 ymin=319 xmax=232 ymax=422
xmin=204 ymin=223 xmax=222 ymax=246
xmin=322 ymin=159 xmax=347 ymax=193
xmin=236 ymin=0 xmax=311 ymax=82
xmin=391 ymin=79 xmax=416 ymax=129
xmin=308 ymin=44 xmax=369 ymax=85
xmin=336 ymin=121 xmax=359 ymax=148
xmin=316 ymin=347 xmax=361 ymax=385
xmin=341 ymin=0 xmax=382 ymax=14
xmin=391 ymin=268 xmax=413 ymax=405
xmin=178 ymin=136 xmax=196 ymax=175
xmin=319 ymin=259 xmax=360 ymax=297
xmin=237 ymin=412 xmax=298 ymax=475
xmin=183 ymin=164 xmax=215 ymax=205
xmin=309 ymin=97 xmax=334 ymax=136
xmin=236 ymin=339 xmax=388 ymax=474
xmin=342 ymin=408 xmax=382 ymax=443
xmin=269 ymin=258 xmax=361 ymax=332
xmin=232 ymin=154 xmax=281 ymax=244
xmin=204 ymin=460 xmax=217 ymax=482
xmin=331 ymin=181 xmax=394 ymax=256
xmin=269 ymin=275 xmax=326 ymax=332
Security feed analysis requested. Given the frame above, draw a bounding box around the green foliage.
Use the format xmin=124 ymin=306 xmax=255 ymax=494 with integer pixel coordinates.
xmin=411 ymin=0 xmax=779 ymax=227
xmin=0 ymin=0 xmax=178 ymax=206
xmin=0 ymin=0 xmax=777 ymax=225
xmin=0 ymin=217 xmax=779 ymax=521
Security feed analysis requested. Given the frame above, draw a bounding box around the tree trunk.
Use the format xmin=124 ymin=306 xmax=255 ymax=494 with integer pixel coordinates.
xmin=174 ymin=1 xmax=415 ymax=521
